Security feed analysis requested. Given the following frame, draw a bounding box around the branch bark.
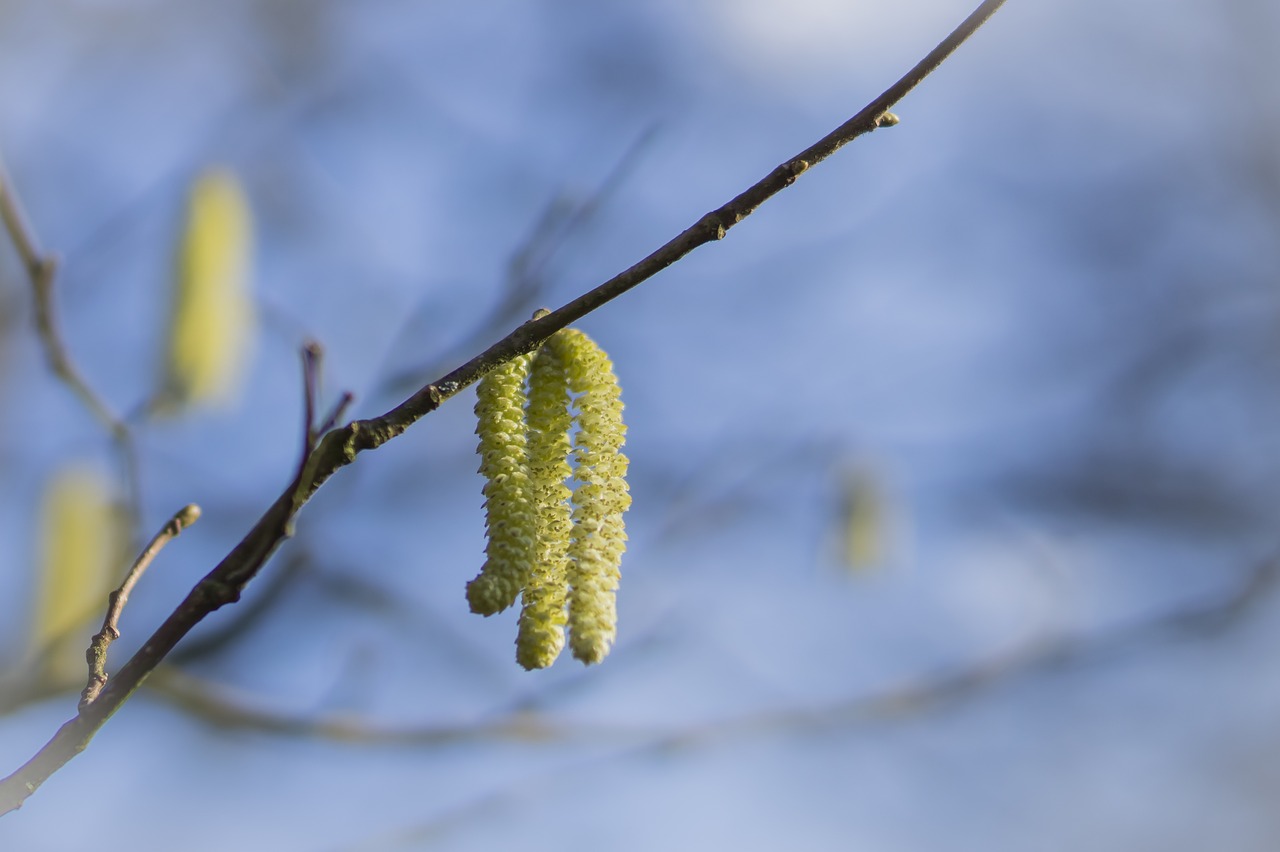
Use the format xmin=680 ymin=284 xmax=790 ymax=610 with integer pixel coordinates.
xmin=79 ymin=505 xmax=201 ymax=708
xmin=0 ymin=0 xmax=1009 ymax=815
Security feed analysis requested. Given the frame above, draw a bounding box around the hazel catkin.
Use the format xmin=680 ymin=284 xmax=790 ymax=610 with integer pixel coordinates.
xmin=466 ymin=353 xmax=535 ymax=616
xmin=514 ymin=337 xmax=574 ymax=669
xmin=467 ymin=326 xmax=630 ymax=669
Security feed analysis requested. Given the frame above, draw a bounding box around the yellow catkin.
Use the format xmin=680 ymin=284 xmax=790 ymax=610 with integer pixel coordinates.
xmin=515 ymin=335 xmax=574 ymax=669
xmin=560 ymin=329 xmax=630 ymax=665
xmin=161 ymin=168 xmax=255 ymax=413
xmin=467 ymin=353 xmax=535 ymax=615
xmin=468 ymin=327 xmax=631 ymax=669
xmin=31 ymin=464 xmax=121 ymax=679
xmin=839 ymin=468 xmax=884 ymax=573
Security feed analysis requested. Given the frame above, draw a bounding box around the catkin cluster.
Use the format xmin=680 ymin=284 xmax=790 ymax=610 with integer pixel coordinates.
xmin=468 ymin=328 xmax=630 ymax=670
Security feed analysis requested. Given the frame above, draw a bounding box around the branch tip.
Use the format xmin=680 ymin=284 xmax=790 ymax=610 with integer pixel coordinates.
xmin=174 ymin=504 xmax=202 ymax=529
xmin=78 ymin=503 xmax=200 ymax=709
xmin=317 ymin=391 xmax=355 ymax=436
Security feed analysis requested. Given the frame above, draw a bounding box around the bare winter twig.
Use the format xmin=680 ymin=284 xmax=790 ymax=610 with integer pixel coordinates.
xmin=0 ymin=0 xmax=1009 ymax=815
xmin=300 ymin=340 xmax=324 ymax=460
xmin=0 ymin=152 xmax=143 ymax=525
xmin=80 ymin=505 xmax=201 ymax=708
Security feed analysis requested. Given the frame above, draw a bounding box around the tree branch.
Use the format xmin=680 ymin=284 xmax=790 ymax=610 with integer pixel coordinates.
xmin=299 ymin=340 xmax=324 ymax=462
xmin=0 ymin=156 xmax=126 ymax=436
xmin=0 ymin=153 xmax=143 ymax=526
xmin=0 ymin=0 xmax=1008 ymax=815
xmin=80 ymin=505 xmax=201 ymax=708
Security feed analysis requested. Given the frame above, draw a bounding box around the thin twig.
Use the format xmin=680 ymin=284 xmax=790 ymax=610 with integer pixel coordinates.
xmin=379 ymin=123 xmax=659 ymax=398
xmin=148 ymin=546 xmax=1279 ymax=754
xmin=0 ymin=0 xmax=1008 ymax=815
xmin=317 ymin=391 xmax=354 ymax=435
xmin=300 ymin=340 xmax=324 ymax=456
xmin=147 ymin=666 xmax=626 ymax=745
xmin=0 ymin=152 xmax=143 ymax=525
xmin=0 ymin=156 xmax=124 ymax=435
xmin=79 ymin=505 xmax=201 ymax=709
xmin=0 ymin=154 xmax=48 ymax=285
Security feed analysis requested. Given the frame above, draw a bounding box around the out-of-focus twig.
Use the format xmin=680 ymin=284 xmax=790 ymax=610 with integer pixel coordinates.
xmin=152 ymin=547 xmax=1280 ymax=750
xmin=0 ymin=155 xmax=124 ymax=433
xmin=318 ymin=391 xmax=354 ymax=436
xmin=147 ymin=666 xmax=611 ymax=745
xmin=300 ymin=340 xmax=354 ymax=456
xmin=378 ymin=125 xmax=659 ymax=399
xmin=330 ymin=550 xmax=1280 ymax=852
xmin=656 ymin=548 xmax=1280 ymax=746
xmin=80 ymin=505 xmax=201 ymax=708
xmin=0 ymin=152 xmax=142 ymax=523
xmin=301 ymin=341 xmax=323 ymax=452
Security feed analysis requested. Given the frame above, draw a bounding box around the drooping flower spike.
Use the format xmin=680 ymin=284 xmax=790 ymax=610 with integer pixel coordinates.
xmin=560 ymin=329 xmax=630 ymax=665
xmin=468 ymin=325 xmax=630 ymax=670
xmin=514 ymin=336 xmax=574 ymax=670
xmin=466 ymin=352 xmax=535 ymax=616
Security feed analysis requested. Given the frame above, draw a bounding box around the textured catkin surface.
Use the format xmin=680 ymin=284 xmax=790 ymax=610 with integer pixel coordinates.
xmin=561 ymin=329 xmax=631 ymax=665
xmin=515 ymin=336 xmax=574 ymax=669
xmin=467 ymin=353 xmax=534 ymax=616
xmin=471 ymin=328 xmax=631 ymax=668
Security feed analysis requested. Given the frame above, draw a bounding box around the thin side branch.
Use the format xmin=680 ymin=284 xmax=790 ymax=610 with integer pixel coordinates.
xmin=0 ymin=156 xmax=126 ymax=437
xmin=381 ymin=123 xmax=660 ymax=397
xmin=300 ymin=340 xmax=324 ymax=460
xmin=151 ymin=544 xmax=1280 ymax=749
xmin=79 ymin=505 xmax=201 ymax=708
xmin=0 ymin=154 xmax=50 ymax=288
xmin=0 ymin=152 xmax=143 ymax=522
xmin=317 ymin=391 xmax=354 ymax=436
xmin=0 ymin=0 xmax=1008 ymax=815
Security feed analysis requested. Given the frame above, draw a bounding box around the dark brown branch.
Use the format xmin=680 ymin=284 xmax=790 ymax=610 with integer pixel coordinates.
xmin=317 ymin=391 xmax=354 ymax=435
xmin=300 ymin=340 xmax=324 ymax=460
xmin=80 ymin=505 xmax=201 ymax=708
xmin=0 ymin=0 xmax=1008 ymax=815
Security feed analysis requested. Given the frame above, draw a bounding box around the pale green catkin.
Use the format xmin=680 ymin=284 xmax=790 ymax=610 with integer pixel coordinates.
xmin=467 ymin=353 xmax=535 ymax=616
xmin=161 ymin=168 xmax=254 ymax=414
xmin=560 ymin=329 xmax=630 ymax=665
xmin=515 ymin=336 xmax=574 ymax=670
xmin=468 ymin=327 xmax=631 ymax=669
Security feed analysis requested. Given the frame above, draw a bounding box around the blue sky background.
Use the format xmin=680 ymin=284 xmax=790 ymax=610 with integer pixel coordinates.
xmin=2 ymin=0 xmax=1280 ymax=849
